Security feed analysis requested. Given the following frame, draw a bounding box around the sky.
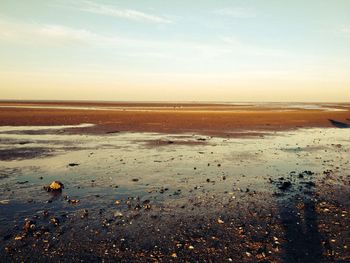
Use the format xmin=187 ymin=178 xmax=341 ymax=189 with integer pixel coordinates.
xmin=0 ymin=0 xmax=350 ymax=102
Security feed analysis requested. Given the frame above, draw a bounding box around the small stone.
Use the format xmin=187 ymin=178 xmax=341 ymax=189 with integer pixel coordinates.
xmin=144 ymin=204 xmax=151 ymax=210
xmin=114 ymin=211 xmax=123 ymax=218
xmin=143 ymin=200 xmax=151 ymax=209
xmin=50 ymin=217 xmax=59 ymax=226
xmin=142 ymin=200 xmax=150 ymax=205
xmin=81 ymin=209 xmax=89 ymax=219
xmin=0 ymin=200 xmax=10 ymax=205
xmin=134 ymin=204 xmax=142 ymax=210
xmin=23 ymin=219 xmax=35 ymax=232
xmin=68 ymin=199 xmax=80 ymax=204
xmin=217 ymin=218 xmax=224 ymax=224
xmin=45 ymin=181 xmax=64 ymax=192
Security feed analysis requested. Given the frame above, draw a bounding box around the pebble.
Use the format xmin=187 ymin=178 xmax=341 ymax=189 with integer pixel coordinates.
xmin=114 ymin=211 xmax=123 ymax=218
xmin=44 ymin=181 xmax=64 ymax=192
xmin=50 ymin=217 xmax=59 ymax=226
xmin=81 ymin=209 xmax=89 ymax=219
xmin=0 ymin=200 xmax=10 ymax=205
xmin=68 ymin=199 xmax=80 ymax=204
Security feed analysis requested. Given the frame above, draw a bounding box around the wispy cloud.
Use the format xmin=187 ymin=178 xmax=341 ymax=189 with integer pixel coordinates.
xmin=0 ymin=17 xmax=288 ymax=63
xmin=77 ymin=1 xmax=172 ymax=24
xmin=220 ymin=36 xmax=288 ymax=57
xmin=0 ymin=18 xmax=225 ymax=55
xmin=0 ymin=18 xmax=90 ymax=44
xmin=337 ymin=25 xmax=350 ymax=37
xmin=213 ymin=8 xmax=256 ymax=18
xmin=38 ymin=25 xmax=97 ymax=43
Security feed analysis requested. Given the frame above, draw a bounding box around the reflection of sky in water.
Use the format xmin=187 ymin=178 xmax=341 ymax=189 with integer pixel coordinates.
xmin=0 ymin=125 xmax=349 ymax=223
xmin=0 ymin=123 xmax=94 ymax=133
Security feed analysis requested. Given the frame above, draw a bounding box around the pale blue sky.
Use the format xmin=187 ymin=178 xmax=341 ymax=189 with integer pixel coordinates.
xmin=0 ymin=0 xmax=349 ymax=101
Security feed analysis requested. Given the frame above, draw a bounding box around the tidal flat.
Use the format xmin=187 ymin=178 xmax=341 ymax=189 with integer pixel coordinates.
xmin=0 ymin=102 xmax=349 ymax=262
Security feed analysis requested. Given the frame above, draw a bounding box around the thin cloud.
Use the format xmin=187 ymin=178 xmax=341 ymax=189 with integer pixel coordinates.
xmin=220 ymin=36 xmax=289 ymax=57
xmin=337 ymin=25 xmax=350 ymax=36
xmin=0 ymin=18 xmax=119 ymax=46
xmin=213 ymin=8 xmax=256 ymax=18
xmin=78 ymin=1 xmax=172 ymax=24
xmin=0 ymin=18 xmax=288 ymax=62
xmin=39 ymin=25 xmax=97 ymax=43
xmin=0 ymin=18 xmax=228 ymax=57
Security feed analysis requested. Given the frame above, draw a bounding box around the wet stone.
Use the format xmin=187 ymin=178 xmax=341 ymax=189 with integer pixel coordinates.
xmin=279 ymin=181 xmax=292 ymax=191
xmin=50 ymin=217 xmax=60 ymax=226
xmin=44 ymin=181 xmax=64 ymax=192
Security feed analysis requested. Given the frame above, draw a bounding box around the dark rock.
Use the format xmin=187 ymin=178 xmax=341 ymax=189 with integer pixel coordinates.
xmin=106 ymin=130 xmax=120 ymax=134
xmin=279 ymin=181 xmax=292 ymax=191
xmin=305 ymin=181 xmax=316 ymax=187
xmin=17 ymin=181 xmax=28 ymax=185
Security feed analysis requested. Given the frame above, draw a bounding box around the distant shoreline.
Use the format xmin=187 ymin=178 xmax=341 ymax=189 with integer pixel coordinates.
xmin=0 ymin=100 xmax=349 ymax=105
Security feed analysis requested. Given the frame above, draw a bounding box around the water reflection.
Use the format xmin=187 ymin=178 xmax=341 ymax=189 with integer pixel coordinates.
xmin=0 ymin=125 xmax=349 ymax=261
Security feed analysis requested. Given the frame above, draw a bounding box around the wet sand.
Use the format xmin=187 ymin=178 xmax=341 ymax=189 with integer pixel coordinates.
xmin=0 ymin=102 xmax=350 ymax=262
xmin=0 ymin=101 xmax=349 ymax=136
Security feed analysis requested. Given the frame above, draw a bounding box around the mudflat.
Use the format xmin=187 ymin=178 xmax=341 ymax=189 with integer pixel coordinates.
xmin=0 ymin=101 xmax=349 ymax=136
xmin=0 ymin=101 xmax=349 ymax=262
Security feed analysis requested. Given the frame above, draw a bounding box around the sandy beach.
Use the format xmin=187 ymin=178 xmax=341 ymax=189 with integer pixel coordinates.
xmin=2 ymin=1 xmax=350 ymax=261
xmin=0 ymin=101 xmax=349 ymax=136
xmin=0 ymin=101 xmax=349 ymax=262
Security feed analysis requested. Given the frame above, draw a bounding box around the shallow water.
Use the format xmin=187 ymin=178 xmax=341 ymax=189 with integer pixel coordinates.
xmin=0 ymin=125 xmax=349 ymax=225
